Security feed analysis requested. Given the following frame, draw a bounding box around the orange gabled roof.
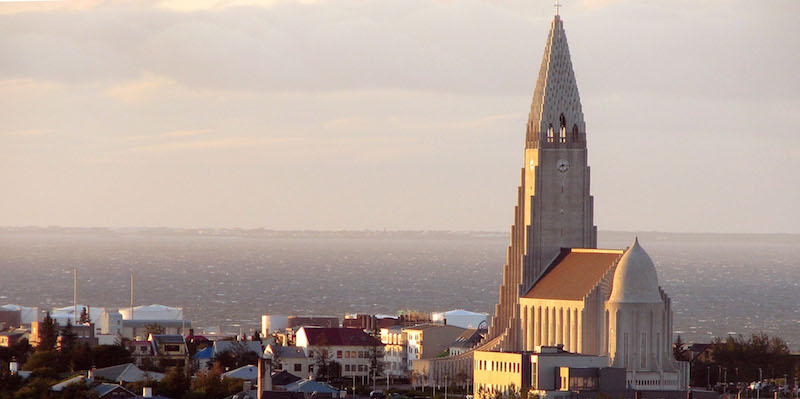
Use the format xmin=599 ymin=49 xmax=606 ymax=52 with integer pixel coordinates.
xmin=523 ymin=248 xmax=624 ymax=301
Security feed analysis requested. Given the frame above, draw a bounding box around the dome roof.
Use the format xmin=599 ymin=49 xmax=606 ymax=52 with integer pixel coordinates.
xmin=608 ymin=238 xmax=662 ymax=303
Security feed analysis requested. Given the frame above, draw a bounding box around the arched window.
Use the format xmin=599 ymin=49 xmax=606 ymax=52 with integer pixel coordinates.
xmin=546 ymin=124 xmax=554 ymax=143
xmin=572 ymin=125 xmax=579 ymax=142
xmin=559 ymin=114 xmax=567 ymax=143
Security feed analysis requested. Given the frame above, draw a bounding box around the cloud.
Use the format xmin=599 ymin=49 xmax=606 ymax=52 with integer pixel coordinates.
xmin=102 ymin=72 xmax=177 ymax=103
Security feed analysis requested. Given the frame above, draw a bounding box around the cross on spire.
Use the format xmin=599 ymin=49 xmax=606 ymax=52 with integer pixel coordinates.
xmin=554 ymin=1 xmax=562 ymax=16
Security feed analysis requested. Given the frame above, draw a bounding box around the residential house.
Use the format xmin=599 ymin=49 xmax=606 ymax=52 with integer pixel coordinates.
xmin=90 ymin=383 xmax=137 ymax=398
xmin=0 ymin=330 xmax=29 ymax=347
xmin=150 ymin=334 xmax=189 ymax=368
xmin=688 ymin=343 xmax=714 ymax=364
xmin=402 ymin=324 xmax=466 ymax=370
xmin=448 ymin=328 xmax=485 ymax=356
xmin=268 ymin=345 xmax=312 ymax=378
xmin=130 ymin=341 xmax=156 ymax=367
xmin=92 ymin=363 xmax=165 ymax=383
xmin=222 ymin=364 xmax=261 ymax=382
xmin=380 ymin=327 xmax=407 ymax=378
xmin=295 ymin=327 xmax=382 ymax=378
xmin=284 ymin=378 xmax=343 ymax=398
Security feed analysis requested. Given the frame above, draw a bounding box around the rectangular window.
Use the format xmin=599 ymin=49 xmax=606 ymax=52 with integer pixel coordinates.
xmin=345 ymin=351 xmax=350 ymax=358
xmin=294 ymin=364 xmax=301 ymax=372
xmin=309 ymin=365 xmax=314 ymax=372
xmin=345 ymin=365 xmax=351 ymax=372
xmin=337 ymin=350 xmax=343 ymax=358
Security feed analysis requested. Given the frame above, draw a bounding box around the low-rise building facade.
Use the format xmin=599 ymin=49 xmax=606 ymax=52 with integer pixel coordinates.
xmin=296 ymin=327 xmax=382 ymax=379
xmin=403 ymin=324 xmax=466 ymax=371
xmin=380 ymin=326 xmax=407 ymax=378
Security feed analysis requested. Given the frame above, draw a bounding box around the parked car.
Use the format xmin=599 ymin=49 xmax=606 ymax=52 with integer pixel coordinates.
xmin=370 ymin=391 xmax=386 ymax=399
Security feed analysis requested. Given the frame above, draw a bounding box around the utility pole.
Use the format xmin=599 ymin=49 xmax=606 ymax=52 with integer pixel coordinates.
xmin=130 ymin=272 xmax=134 ymax=320
xmin=758 ymin=368 xmax=763 ymax=399
xmin=724 ymin=367 xmax=728 ymax=394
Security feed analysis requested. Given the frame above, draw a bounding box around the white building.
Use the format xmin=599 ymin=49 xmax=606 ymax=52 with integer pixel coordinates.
xmin=295 ymin=327 xmax=382 ymax=379
xmin=51 ymin=305 xmax=105 ymax=325
xmin=431 ymin=310 xmax=488 ymax=330
xmin=380 ymin=326 xmax=407 ymax=378
xmin=0 ymin=305 xmax=39 ymax=325
xmin=262 ymin=315 xmax=289 ymax=337
xmin=119 ymin=304 xmax=184 ymax=320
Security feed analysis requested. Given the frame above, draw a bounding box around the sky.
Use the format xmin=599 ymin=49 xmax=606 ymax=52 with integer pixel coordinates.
xmin=0 ymin=0 xmax=798 ymax=233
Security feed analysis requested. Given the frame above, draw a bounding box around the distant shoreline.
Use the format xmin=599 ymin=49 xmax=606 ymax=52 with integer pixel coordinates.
xmin=1 ymin=226 xmax=798 ymax=242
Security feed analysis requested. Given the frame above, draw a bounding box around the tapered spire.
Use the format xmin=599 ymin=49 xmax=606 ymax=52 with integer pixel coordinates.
xmin=526 ymin=16 xmax=585 ymax=148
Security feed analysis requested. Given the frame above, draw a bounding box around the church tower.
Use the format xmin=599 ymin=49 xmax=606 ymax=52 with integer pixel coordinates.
xmin=483 ymin=14 xmax=597 ymax=351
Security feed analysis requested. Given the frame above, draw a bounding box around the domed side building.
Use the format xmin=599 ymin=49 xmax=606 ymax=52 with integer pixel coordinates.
xmin=518 ymin=238 xmax=690 ymax=391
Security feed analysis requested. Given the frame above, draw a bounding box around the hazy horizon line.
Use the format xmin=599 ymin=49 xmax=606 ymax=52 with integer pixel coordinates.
xmin=2 ymin=225 xmax=799 ymax=238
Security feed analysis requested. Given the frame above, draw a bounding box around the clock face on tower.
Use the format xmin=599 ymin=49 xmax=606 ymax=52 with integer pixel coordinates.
xmin=557 ymin=159 xmax=570 ymax=173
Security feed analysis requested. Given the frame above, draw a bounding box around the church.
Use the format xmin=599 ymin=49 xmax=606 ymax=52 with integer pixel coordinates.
xmin=423 ymin=10 xmax=691 ymax=398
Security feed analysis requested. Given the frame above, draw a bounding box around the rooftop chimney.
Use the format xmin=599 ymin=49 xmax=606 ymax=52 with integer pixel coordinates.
xmin=142 ymin=387 xmax=153 ymax=398
xmin=257 ymin=354 xmax=272 ymax=398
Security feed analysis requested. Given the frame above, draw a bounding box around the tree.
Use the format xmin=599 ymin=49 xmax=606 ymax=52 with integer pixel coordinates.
xmin=22 ymin=350 xmax=61 ymax=376
xmin=453 ymin=370 xmax=470 ymax=391
xmin=211 ymin=341 xmax=260 ymax=370
xmin=36 ymin=312 xmax=58 ymax=352
xmin=311 ymin=340 xmax=336 ymax=380
xmin=269 ymin=333 xmax=284 ymax=369
xmin=0 ymin=338 xmax=31 ymax=365
xmin=67 ymin=342 xmax=93 ymax=372
xmin=366 ymin=343 xmax=385 ymax=385
xmin=188 ymin=362 xmax=243 ymax=399
xmin=91 ymin=344 xmax=133 ymax=368
xmin=673 ymin=334 xmax=688 ymax=361
xmin=710 ymin=332 xmax=792 ymax=384
xmin=79 ymin=307 xmax=90 ymax=325
xmin=114 ymin=331 xmax=129 ymax=345
xmin=157 ymin=365 xmax=191 ymax=398
xmin=60 ymin=320 xmax=78 ymax=353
